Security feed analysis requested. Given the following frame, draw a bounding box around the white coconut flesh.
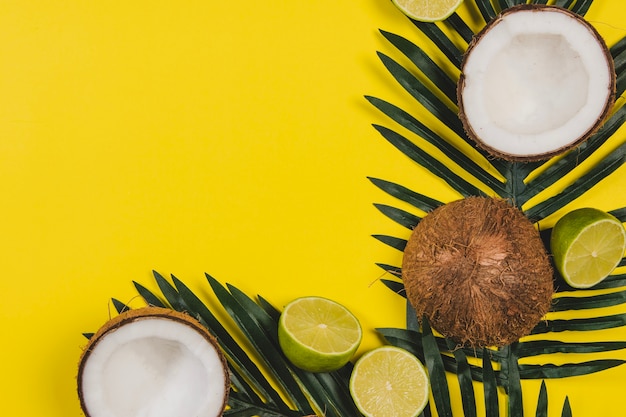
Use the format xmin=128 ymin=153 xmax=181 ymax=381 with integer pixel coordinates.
xmin=79 ymin=317 xmax=228 ymax=417
xmin=459 ymin=6 xmax=614 ymax=160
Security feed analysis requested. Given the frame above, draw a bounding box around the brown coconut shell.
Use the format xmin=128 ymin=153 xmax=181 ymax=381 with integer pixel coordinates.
xmin=402 ymin=197 xmax=554 ymax=347
xmin=77 ymin=306 xmax=230 ymax=416
xmin=457 ymin=4 xmax=616 ymax=162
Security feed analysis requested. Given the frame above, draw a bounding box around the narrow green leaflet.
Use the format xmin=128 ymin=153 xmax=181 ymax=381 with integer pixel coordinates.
xmin=422 ymin=317 xmax=453 ymax=417
xmin=498 ymin=0 xmax=521 ymax=10
xmin=154 ymin=271 xmax=188 ymax=311
xmin=535 ymin=381 xmax=548 ymax=417
xmin=483 ymin=350 xmax=499 ymax=417
xmin=518 ymin=360 xmax=626 ymax=379
xmin=446 ymin=13 xmax=474 ymax=44
xmin=517 ymin=340 xmax=626 ymax=357
xmin=524 ymin=141 xmax=626 ymax=220
xmin=376 ymin=52 xmax=465 ymax=136
xmin=520 ymin=105 xmax=626 ymax=205
xmin=410 ymin=20 xmax=463 ymax=69
xmin=505 ymin=345 xmax=523 ymax=417
xmin=376 ymin=263 xmax=402 ymax=278
xmin=571 ymin=0 xmax=594 ymax=16
xmin=552 ymin=290 xmax=626 ymax=311
xmin=531 ymin=313 xmax=626 ymax=334
xmin=372 ymin=124 xmax=483 ymax=196
xmin=374 ymin=203 xmax=421 ymax=229
xmin=366 ymin=97 xmax=507 ymax=194
xmin=561 ymin=397 xmax=572 ymax=417
xmin=474 ymin=0 xmax=497 ymax=23
xmin=368 ymin=176 xmax=443 ymax=213
xmin=446 ymin=338 xmax=477 ymax=417
xmin=111 ymin=298 xmax=130 ymax=314
xmin=372 ymin=234 xmax=407 ymax=252
xmin=555 ymin=0 xmax=576 ymax=10
xmin=133 ymin=280 xmax=167 ymax=308
xmin=379 ymin=30 xmax=457 ymax=103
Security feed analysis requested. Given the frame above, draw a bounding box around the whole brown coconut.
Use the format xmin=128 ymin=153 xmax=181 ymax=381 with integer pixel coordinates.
xmin=402 ymin=197 xmax=553 ymax=347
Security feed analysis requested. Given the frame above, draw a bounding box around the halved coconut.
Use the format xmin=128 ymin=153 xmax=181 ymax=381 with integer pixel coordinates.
xmin=77 ymin=307 xmax=229 ymax=417
xmin=458 ymin=5 xmax=615 ymax=161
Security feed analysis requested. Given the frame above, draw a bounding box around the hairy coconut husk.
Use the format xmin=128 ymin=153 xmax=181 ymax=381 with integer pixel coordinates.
xmin=77 ymin=306 xmax=230 ymax=417
xmin=402 ymin=197 xmax=554 ymax=347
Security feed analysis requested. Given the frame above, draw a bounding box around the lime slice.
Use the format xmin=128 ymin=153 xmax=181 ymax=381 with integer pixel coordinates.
xmin=392 ymin=0 xmax=463 ymax=22
xmin=350 ymin=346 xmax=429 ymax=417
xmin=278 ymin=296 xmax=362 ymax=373
xmin=551 ymin=208 xmax=626 ymax=288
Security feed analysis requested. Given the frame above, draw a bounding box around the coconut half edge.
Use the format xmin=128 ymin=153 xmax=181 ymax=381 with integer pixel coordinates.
xmin=77 ymin=307 xmax=230 ymax=417
xmin=458 ymin=4 xmax=616 ymax=162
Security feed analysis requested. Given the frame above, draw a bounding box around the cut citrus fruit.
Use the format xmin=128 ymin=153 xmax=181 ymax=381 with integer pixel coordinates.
xmin=392 ymin=0 xmax=463 ymax=22
xmin=278 ymin=296 xmax=362 ymax=373
xmin=551 ymin=208 xmax=626 ymax=289
xmin=350 ymin=346 xmax=429 ymax=417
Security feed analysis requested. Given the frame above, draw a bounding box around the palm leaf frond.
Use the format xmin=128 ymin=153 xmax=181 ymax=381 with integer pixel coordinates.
xmin=372 ymin=124 xmax=484 ymax=196
xmin=372 ymin=1 xmax=626 ymax=415
xmin=117 ymin=271 xmax=368 ymax=416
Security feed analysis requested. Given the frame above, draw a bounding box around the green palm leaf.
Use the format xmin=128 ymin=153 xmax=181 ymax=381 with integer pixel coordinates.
xmin=84 ymin=2 xmax=626 ymax=416
xmin=370 ymin=0 xmax=626 ymax=416
xmin=118 ymin=271 xmax=366 ymax=416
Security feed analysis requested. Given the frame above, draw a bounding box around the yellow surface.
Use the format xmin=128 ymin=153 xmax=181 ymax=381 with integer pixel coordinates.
xmin=1 ymin=1 xmax=626 ymax=416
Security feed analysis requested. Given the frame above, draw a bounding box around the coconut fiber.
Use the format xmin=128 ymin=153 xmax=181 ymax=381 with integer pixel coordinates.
xmin=402 ymin=196 xmax=554 ymax=347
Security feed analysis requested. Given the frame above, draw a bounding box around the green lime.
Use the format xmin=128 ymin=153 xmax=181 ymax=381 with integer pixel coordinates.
xmin=392 ymin=0 xmax=463 ymax=22
xmin=551 ymin=207 xmax=626 ymax=288
xmin=349 ymin=346 xmax=429 ymax=417
xmin=278 ymin=296 xmax=362 ymax=373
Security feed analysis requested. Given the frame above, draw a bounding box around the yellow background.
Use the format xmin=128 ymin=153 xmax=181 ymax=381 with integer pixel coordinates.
xmin=2 ymin=1 xmax=626 ymax=416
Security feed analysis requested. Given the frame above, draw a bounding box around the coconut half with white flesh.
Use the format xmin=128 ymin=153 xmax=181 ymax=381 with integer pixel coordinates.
xmin=77 ymin=307 xmax=229 ymax=417
xmin=458 ymin=4 xmax=615 ymax=161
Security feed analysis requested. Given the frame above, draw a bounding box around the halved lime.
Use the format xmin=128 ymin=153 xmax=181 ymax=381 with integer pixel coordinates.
xmin=392 ymin=0 xmax=463 ymax=22
xmin=278 ymin=296 xmax=362 ymax=373
xmin=350 ymin=346 xmax=429 ymax=417
xmin=551 ymin=207 xmax=626 ymax=288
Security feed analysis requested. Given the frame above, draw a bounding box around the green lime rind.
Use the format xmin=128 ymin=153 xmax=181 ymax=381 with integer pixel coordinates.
xmin=551 ymin=208 xmax=626 ymax=289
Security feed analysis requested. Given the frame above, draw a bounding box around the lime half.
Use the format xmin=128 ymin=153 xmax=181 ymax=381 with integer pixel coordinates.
xmin=350 ymin=346 xmax=429 ymax=417
xmin=551 ymin=208 xmax=626 ymax=288
xmin=278 ymin=296 xmax=362 ymax=373
xmin=392 ymin=0 xmax=463 ymax=22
